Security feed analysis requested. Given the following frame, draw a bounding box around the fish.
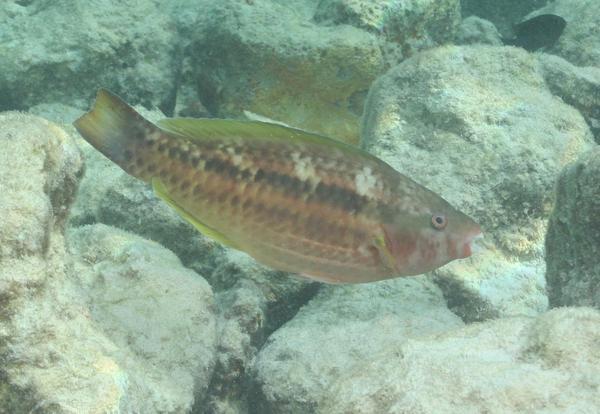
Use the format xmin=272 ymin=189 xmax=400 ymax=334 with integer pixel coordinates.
xmin=74 ymin=89 xmax=482 ymax=284
xmin=502 ymin=14 xmax=566 ymax=52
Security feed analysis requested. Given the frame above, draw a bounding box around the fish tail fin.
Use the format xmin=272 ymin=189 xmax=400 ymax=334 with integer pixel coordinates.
xmin=74 ymin=89 xmax=153 ymax=166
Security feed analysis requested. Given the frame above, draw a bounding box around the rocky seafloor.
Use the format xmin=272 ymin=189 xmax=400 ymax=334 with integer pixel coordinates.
xmin=0 ymin=0 xmax=599 ymax=413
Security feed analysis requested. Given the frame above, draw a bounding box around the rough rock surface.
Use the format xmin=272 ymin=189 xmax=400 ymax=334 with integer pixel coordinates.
xmin=537 ymin=53 xmax=600 ymax=143
xmin=188 ymin=0 xmax=384 ymax=145
xmin=252 ymin=278 xmax=464 ymax=413
xmin=320 ymin=307 xmax=600 ymax=414
xmin=456 ymin=16 xmax=503 ymax=46
xmin=0 ymin=0 xmax=180 ymax=111
xmin=361 ymin=45 xmax=595 ymax=321
xmin=68 ymin=225 xmax=218 ymax=413
xmin=534 ymin=0 xmax=600 ymax=68
xmin=546 ymin=147 xmax=600 ymax=308
xmin=0 ymin=114 xmax=217 ymax=413
xmin=203 ymin=280 xmax=268 ymax=414
xmin=204 ymin=254 xmax=319 ymax=414
xmin=314 ymin=0 xmax=461 ymax=64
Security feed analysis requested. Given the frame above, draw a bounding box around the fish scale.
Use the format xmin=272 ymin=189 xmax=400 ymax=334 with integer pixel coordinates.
xmin=74 ymin=89 xmax=481 ymax=283
xmin=127 ymin=132 xmax=384 ymax=278
xmin=142 ymin=136 xmax=364 ymax=240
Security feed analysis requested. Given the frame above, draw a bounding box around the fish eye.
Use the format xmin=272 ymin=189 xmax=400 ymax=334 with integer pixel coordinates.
xmin=431 ymin=214 xmax=447 ymax=230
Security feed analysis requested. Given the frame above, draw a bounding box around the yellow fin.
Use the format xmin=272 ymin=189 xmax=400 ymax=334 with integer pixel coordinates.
xmin=374 ymin=233 xmax=397 ymax=272
xmin=151 ymin=177 xmax=240 ymax=249
xmin=155 ymin=117 xmax=368 ymax=157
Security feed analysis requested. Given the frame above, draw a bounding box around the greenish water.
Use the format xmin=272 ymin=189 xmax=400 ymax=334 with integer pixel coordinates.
xmin=0 ymin=1 xmax=598 ymax=413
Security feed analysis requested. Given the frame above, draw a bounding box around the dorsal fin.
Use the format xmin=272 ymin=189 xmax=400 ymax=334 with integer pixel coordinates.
xmin=155 ymin=117 xmax=365 ymax=155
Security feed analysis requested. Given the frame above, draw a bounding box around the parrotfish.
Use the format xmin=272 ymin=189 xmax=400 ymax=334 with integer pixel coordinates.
xmin=74 ymin=89 xmax=481 ymax=284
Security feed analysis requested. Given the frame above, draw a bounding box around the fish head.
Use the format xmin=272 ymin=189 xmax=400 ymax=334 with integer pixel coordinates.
xmin=381 ymin=198 xmax=482 ymax=276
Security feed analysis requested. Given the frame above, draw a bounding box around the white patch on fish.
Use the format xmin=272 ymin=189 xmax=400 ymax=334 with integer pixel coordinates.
xmin=226 ymin=146 xmax=243 ymax=166
xmin=291 ymin=151 xmax=318 ymax=182
xmin=355 ymin=166 xmax=379 ymax=197
xmin=147 ymin=130 xmax=162 ymax=143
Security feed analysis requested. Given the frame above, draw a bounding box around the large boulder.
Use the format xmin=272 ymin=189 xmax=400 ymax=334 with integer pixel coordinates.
xmin=361 ymin=45 xmax=595 ymax=321
xmin=204 ymin=255 xmax=319 ymax=414
xmin=455 ymin=16 xmax=503 ymax=46
xmin=0 ymin=114 xmax=217 ymax=413
xmin=187 ymin=0 xmax=384 ymax=145
xmin=68 ymin=224 xmax=218 ymax=413
xmin=320 ymin=307 xmax=600 ymax=414
xmin=537 ymin=54 xmax=600 ymax=143
xmin=0 ymin=0 xmax=180 ymax=112
xmin=545 ymin=147 xmax=600 ymax=308
xmin=251 ymin=278 xmax=463 ymax=413
xmin=313 ymin=0 xmax=461 ymax=64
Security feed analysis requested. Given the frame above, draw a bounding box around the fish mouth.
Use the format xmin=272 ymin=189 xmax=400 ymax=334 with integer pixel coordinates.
xmin=462 ymin=230 xmax=484 ymax=258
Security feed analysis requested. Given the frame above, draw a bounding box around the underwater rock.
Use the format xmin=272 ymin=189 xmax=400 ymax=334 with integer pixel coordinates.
xmin=546 ymin=148 xmax=600 ymax=308
xmin=361 ymin=45 xmax=595 ymax=321
xmin=455 ymin=16 xmax=503 ymax=46
xmin=537 ymin=53 xmax=600 ymax=143
xmin=68 ymin=224 xmax=218 ymax=413
xmin=0 ymin=114 xmax=102 ymax=412
xmin=251 ymin=278 xmax=463 ymax=413
xmin=28 ymin=102 xmax=85 ymax=126
xmin=0 ymin=114 xmax=217 ymax=413
xmin=530 ymin=0 xmax=600 ymax=68
xmin=319 ymin=307 xmax=600 ymax=414
xmin=210 ymin=250 xmax=319 ymax=330
xmin=460 ymin=0 xmax=551 ymax=38
xmin=313 ymin=0 xmax=461 ymax=63
xmin=0 ymin=113 xmax=83 ymax=259
xmin=0 ymin=0 xmax=180 ymax=112
xmin=203 ymin=280 xmax=268 ymax=414
xmin=204 ymin=254 xmax=319 ymax=414
xmin=187 ymin=0 xmax=384 ymax=145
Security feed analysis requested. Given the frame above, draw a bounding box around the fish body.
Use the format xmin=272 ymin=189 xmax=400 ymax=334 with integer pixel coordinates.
xmin=74 ymin=89 xmax=481 ymax=283
xmin=503 ymin=14 xmax=566 ymax=52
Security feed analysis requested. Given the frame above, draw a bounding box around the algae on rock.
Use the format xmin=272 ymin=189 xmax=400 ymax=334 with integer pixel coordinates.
xmin=319 ymin=307 xmax=600 ymax=414
xmin=252 ymin=278 xmax=463 ymax=413
xmin=0 ymin=0 xmax=180 ymax=112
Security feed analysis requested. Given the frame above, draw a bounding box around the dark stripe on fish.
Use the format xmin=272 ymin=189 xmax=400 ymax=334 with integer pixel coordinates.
xmin=158 ymin=139 xmax=369 ymax=214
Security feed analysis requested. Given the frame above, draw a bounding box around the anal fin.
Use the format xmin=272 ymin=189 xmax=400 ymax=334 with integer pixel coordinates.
xmin=151 ymin=177 xmax=240 ymax=249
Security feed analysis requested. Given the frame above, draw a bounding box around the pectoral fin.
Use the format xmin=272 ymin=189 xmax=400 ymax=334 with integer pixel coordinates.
xmin=151 ymin=177 xmax=240 ymax=249
xmin=374 ymin=232 xmax=397 ymax=273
